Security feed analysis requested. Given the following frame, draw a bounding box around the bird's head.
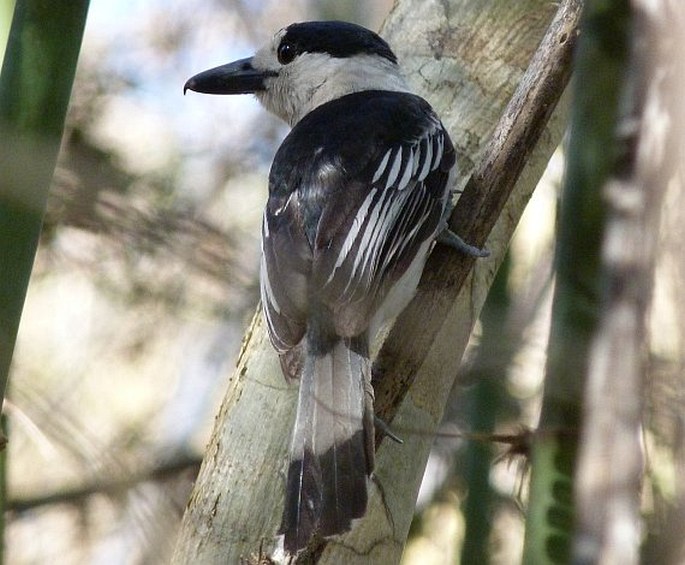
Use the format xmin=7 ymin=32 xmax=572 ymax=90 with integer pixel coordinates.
xmin=184 ymin=21 xmax=409 ymax=126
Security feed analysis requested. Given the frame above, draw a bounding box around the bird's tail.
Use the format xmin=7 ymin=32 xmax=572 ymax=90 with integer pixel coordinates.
xmin=279 ymin=336 xmax=374 ymax=554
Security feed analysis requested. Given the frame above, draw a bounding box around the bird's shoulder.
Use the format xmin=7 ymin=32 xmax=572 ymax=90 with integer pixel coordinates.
xmin=269 ymin=90 xmax=448 ymax=192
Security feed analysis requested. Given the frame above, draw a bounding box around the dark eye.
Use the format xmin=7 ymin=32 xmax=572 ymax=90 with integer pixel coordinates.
xmin=277 ymin=41 xmax=297 ymax=65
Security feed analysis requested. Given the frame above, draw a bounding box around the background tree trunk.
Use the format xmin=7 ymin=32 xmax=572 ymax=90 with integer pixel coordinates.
xmin=172 ymin=1 xmax=576 ymax=563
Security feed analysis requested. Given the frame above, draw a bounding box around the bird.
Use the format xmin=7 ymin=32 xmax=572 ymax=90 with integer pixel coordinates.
xmin=184 ymin=20 xmax=487 ymax=555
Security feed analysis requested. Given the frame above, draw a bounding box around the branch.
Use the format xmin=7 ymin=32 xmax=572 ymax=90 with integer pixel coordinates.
xmin=7 ymin=454 xmax=201 ymax=514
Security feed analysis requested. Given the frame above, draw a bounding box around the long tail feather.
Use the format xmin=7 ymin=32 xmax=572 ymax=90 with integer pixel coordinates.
xmin=279 ymin=338 xmax=373 ymax=554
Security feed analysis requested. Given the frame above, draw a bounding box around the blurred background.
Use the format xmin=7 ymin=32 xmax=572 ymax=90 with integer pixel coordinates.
xmin=2 ymin=1 xmax=683 ymax=564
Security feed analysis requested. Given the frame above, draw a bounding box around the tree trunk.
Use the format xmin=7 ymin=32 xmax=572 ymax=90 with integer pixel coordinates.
xmin=172 ymin=1 xmax=577 ymax=563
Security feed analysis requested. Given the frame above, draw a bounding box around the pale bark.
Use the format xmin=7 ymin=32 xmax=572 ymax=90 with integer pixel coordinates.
xmin=172 ymin=1 xmax=576 ymax=563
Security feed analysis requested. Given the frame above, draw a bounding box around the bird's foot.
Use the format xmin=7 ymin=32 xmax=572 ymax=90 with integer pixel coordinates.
xmin=437 ymin=229 xmax=489 ymax=258
xmin=374 ymin=416 xmax=404 ymax=444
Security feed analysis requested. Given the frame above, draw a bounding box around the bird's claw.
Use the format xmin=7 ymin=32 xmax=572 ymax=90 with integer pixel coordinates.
xmin=438 ymin=229 xmax=489 ymax=258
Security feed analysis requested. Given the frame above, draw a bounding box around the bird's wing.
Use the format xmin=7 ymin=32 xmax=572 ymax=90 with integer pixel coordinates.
xmin=313 ymin=111 xmax=454 ymax=337
xmin=261 ymin=90 xmax=455 ymax=349
xmin=260 ymin=191 xmax=310 ymax=357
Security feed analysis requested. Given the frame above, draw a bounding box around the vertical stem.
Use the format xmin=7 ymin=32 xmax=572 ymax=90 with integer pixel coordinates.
xmin=0 ymin=0 xmax=90 ymax=407
xmin=523 ymin=0 xmax=632 ymax=563
xmin=460 ymin=256 xmax=512 ymax=563
xmin=0 ymin=2 xmax=89 ymax=551
xmin=575 ymin=1 xmax=678 ymax=562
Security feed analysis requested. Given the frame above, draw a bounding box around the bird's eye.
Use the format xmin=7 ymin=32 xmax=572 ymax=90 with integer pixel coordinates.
xmin=277 ymin=41 xmax=297 ymax=65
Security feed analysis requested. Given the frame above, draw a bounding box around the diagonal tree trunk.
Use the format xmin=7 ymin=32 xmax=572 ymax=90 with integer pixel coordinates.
xmin=172 ymin=1 xmax=580 ymax=563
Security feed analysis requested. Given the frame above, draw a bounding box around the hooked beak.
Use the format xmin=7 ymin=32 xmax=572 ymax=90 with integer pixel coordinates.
xmin=184 ymin=57 xmax=276 ymax=95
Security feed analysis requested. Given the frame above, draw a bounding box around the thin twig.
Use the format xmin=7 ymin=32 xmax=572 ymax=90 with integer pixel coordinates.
xmin=7 ymin=454 xmax=201 ymax=514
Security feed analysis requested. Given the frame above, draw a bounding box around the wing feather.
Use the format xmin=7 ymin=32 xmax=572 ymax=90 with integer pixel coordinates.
xmin=372 ymin=149 xmax=392 ymax=184
xmin=418 ymin=136 xmax=433 ymax=181
xmin=384 ymin=147 xmax=403 ymax=190
xmin=263 ymin=90 xmax=456 ymax=346
xmin=317 ymin=123 xmax=454 ymax=336
xmin=397 ymin=147 xmax=414 ymax=191
xmin=260 ymin=193 xmax=309 ymax=356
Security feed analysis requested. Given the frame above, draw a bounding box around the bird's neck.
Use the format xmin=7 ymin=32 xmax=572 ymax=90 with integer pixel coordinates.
xmin=260 ymin=54 xmax=411 ymax=127
xmin=307 ymin=55 xmax=411 ymax=120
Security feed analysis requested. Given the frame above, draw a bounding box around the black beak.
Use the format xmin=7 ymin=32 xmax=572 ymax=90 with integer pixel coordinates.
xmin=184 ymin=57 xmax=275 ymax=95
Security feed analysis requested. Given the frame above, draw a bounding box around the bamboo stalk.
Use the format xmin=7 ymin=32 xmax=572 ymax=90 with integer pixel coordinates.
xmin=522 ymin=1 xmax=632 ymax=562
xmin=0 ymin=1 xmax=90 ymax=550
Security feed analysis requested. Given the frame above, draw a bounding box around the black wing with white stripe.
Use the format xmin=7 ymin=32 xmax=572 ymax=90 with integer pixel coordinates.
xmin=261 ymin=89 xmax=455 ymax=353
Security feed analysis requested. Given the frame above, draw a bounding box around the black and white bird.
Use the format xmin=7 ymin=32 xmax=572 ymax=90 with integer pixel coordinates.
xmin=185 ymin=20 xmax=486 ymax=555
